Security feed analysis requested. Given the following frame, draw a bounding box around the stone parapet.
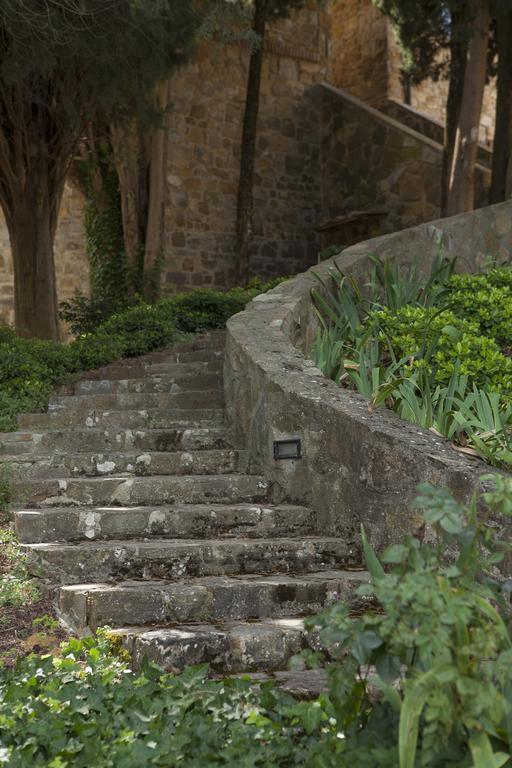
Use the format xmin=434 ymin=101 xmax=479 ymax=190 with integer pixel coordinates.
xmin=224 ymin=201 xmax=512 ymax=551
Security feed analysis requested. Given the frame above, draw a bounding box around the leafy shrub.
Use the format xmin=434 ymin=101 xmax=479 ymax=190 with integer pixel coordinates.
xmin=157 ymin=290 xmax=248 ymax=334
xmin=0 ymin=527 xmax=39 ymax=609
xmin=0 ymin=632 xmax=341 ymax=767
xmin=370 ymin=305 xmax=512 ymax=398
xmin=70 ymin=332 xmax=126 ymax=372
xmin=312 ymin=257 xmax=512 ymax=468
xmin=445 ymin=273 xmax=512 ymax=348
xmin=59 ymin=292 xmax=131 ymax=336
xmin=97 ymin=305 xmax=178 ymax=358
xmin=59 ymin=278 xmax=285 ymax=336
xmin=308 ymin=478 xmax=512 ymax=768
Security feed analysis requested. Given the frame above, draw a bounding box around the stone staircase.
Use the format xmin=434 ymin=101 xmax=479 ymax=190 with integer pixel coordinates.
xmin=3 ymin=331 xmax=366 ymax=678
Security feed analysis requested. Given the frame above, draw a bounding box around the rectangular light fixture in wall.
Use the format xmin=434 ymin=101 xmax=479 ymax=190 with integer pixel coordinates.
xmin=273 ymin=439 xmax=302 ymax=461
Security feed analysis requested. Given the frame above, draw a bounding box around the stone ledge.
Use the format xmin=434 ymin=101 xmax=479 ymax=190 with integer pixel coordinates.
xmin=225 ymin=201 xmax=512 ymax=551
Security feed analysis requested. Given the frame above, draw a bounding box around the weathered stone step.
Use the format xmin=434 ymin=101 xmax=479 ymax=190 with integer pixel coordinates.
xmin=18 ymin=408 xmax=224 ymax=430
xmin=1 ymin=448 xmax=246 ymax=479
xmin=81 ymin=360 xmax=223 ymax=381
xmin=73 ymin=372 xmax=222 ymax=396
xmin=48 ymin=389 xmax=224 ymax=413
xmin=12 ymin=474 xmax=272 ymax=507
xmin=59 ymin=570 xmax=368 ymax=631
xmin=232 ymin=669 xmax=328 ymax=699
xmin=160 ymin=349 xmax=225 ymax=364
xmin=114 ymin=617 xmax=319 ymax=674
xmin=0 ymin=427 xmax=230 ymax=456
xmin=15 ymin=503 xmax=315 ymax=544
xmin=25 ymin=536 xmax=355 ymax=585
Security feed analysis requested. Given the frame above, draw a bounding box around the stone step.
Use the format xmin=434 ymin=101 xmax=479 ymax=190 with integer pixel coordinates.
xmin=18 ymin=408 xmax=225 ymax=431
xmin=160 ymin=349 xmax=225 ymax=364
xmin=0 ymin=448 xmax=247 ymax=479
xmin=0 ymin=427 xmax=230 ymax=456
xmin=72 ymin=372 xmax=223 ymax=396
xmin=81 ymin=360 xmax=223 ymax=381
xmin=12 ymin=474 xmax=272 ymax=507
xmin=48 ymin=389 xmax=224 ymax=413
xmin=232 ymin=669 xmax=328 ymax=699
xmin=59 ymin=570 xmax=369 ymax=631
xmin=25 ymin=536 xmax=355 ymax=585
xmin=114 ymin=617 xmax=319 ymax=674
xmin=15 ymin=503 xmax=316 ymax=544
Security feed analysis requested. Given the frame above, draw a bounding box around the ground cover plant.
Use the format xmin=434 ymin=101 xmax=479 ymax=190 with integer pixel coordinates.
xmin=311 ymin=255 xmax=512 ymax=469
xmin=0 ymin=502 xmax=67 ymax=669
xmin=2 ymin=480 xmax=512 ymax=766
xmin=0 ymin=280 xmax=282 ymax=433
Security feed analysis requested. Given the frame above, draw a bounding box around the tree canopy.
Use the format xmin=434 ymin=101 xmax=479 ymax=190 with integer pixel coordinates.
xmin=0 ymin=0 xmax=214 ymax=338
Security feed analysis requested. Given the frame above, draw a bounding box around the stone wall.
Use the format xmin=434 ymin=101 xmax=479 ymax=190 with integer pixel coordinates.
xmin=224 ymin=201 xmax=512 ymax=551
xmin=319 ymin=83 xmax=490 ymax=243
xmin=163 ymin=2 xmax=328 ymax=290
xmin=382 ymin=98 xmax=493 ymax=169
xmin=0 ymin=184 xmax=89 ymax=328
xmin=329 ymin=0 xmax=497 ymax=146
xmin=328 ymin=0 xmax=389 ymax=107
xmin=0 ymin=0 xmax=500 ymax=329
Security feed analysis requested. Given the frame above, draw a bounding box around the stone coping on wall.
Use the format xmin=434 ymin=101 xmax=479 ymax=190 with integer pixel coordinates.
xmin=225 ymin=201 xmax=512 ymax=551
xmin=320 ymin=82 xmax=491 ymax=178
xmin=383 ymin=97 xmax=493 ymax=169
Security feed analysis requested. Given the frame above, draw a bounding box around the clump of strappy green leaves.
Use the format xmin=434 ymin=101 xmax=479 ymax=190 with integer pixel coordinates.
xmin=311 ymin=254 xmax=512 ymax=468
xmin=299 ymin=477 xmax=512 ymax=768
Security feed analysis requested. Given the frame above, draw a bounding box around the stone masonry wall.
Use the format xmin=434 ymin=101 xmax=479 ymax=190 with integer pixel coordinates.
xmin=0 ymin=0 xmax=500 ymax=328
xmin=328 ymin=0 xmax=389 ymax=108
xmin=319 ymin=83 xmax=491 ymax=244
xmin=163 ymin=2 xmax=328 ymax=290
xmin=329 ymin=0 xmax=497 ymax=146
xmin=0 ymin=184 xmax=88 ymax=328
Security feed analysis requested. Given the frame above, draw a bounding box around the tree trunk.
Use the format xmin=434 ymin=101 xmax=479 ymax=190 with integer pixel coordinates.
xmin=111 ymin=121 xmax=146 ymax=279
xmin=446 ymin=0 xmax=490 ymax=216
xmin=235 ymin=0 xmax=268 ymax=287
xmin=441 ymin=7 xmax=468 ymax=216
xmin=3 ymin=171 xmax=63 ymax=340
xmin=489 ymin=6 xmax=512 ymax=204
xmin=144 ymin=80 xmax=171 ymax=300
xmin=111 ymin=81 xmax=170 ymax=299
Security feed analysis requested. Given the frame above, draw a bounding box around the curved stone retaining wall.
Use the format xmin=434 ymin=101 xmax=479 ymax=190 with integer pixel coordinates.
xmin=225 ymin=201 xmax=512 ymax=550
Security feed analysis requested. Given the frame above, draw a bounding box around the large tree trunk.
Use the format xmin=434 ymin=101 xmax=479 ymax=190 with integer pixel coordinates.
xmin=3 ymin=170 xmax=63 ymax=340
xmin=235 ymin=0 xmax=268 ymax=287
xmin=441 ymin=7 xmax=468 ymax=216
xmin=111 ymin=81 xmax=170 ymax=299
xmin=111 ymin=121 xmax=147 ymax=280
xmin=144 ymin=80 xmax=171 ymax=300
xmin=489 ymin=7 xmax=512 ymax=204
xmin=446 ymin=0 xmax=490 ymax=216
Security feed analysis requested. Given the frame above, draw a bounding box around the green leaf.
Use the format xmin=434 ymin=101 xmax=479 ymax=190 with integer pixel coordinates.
xmin=361 ymin=524 xmax=385 ymax=581
xmin=469 ymin=732 xmax=510 ymax=768
xmin=399 ymin=687 xmax=430 ymax=768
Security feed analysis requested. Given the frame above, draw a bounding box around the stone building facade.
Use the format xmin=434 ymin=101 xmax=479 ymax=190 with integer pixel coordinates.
xmin=0 ymin=0 xmax=499 ymax=328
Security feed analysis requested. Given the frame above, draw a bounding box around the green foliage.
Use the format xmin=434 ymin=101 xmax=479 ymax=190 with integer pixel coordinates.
xmin=78 ymin=146 xmax=130 ymax=314
xmin=1 ymin=280 xmax=284 ymax=432
xmin=0 ymin=632 xmax=342 ymax=767
xmin=311 ymin=479 xmax=512 ymax=768
xmin=0 ymin=1 xmax=202 ymax=128
xmin=98 ymin=305 xmax=178 ymax=358
xmin=445 ymin=271 xmax=512 ymax=348
xmin=370 ymin=305 xmax=512 ymax=397
xmin=311 ymin=257 xmax=512 ymax=468
xmin=0 ymin=526 xmax=39 ymax=609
